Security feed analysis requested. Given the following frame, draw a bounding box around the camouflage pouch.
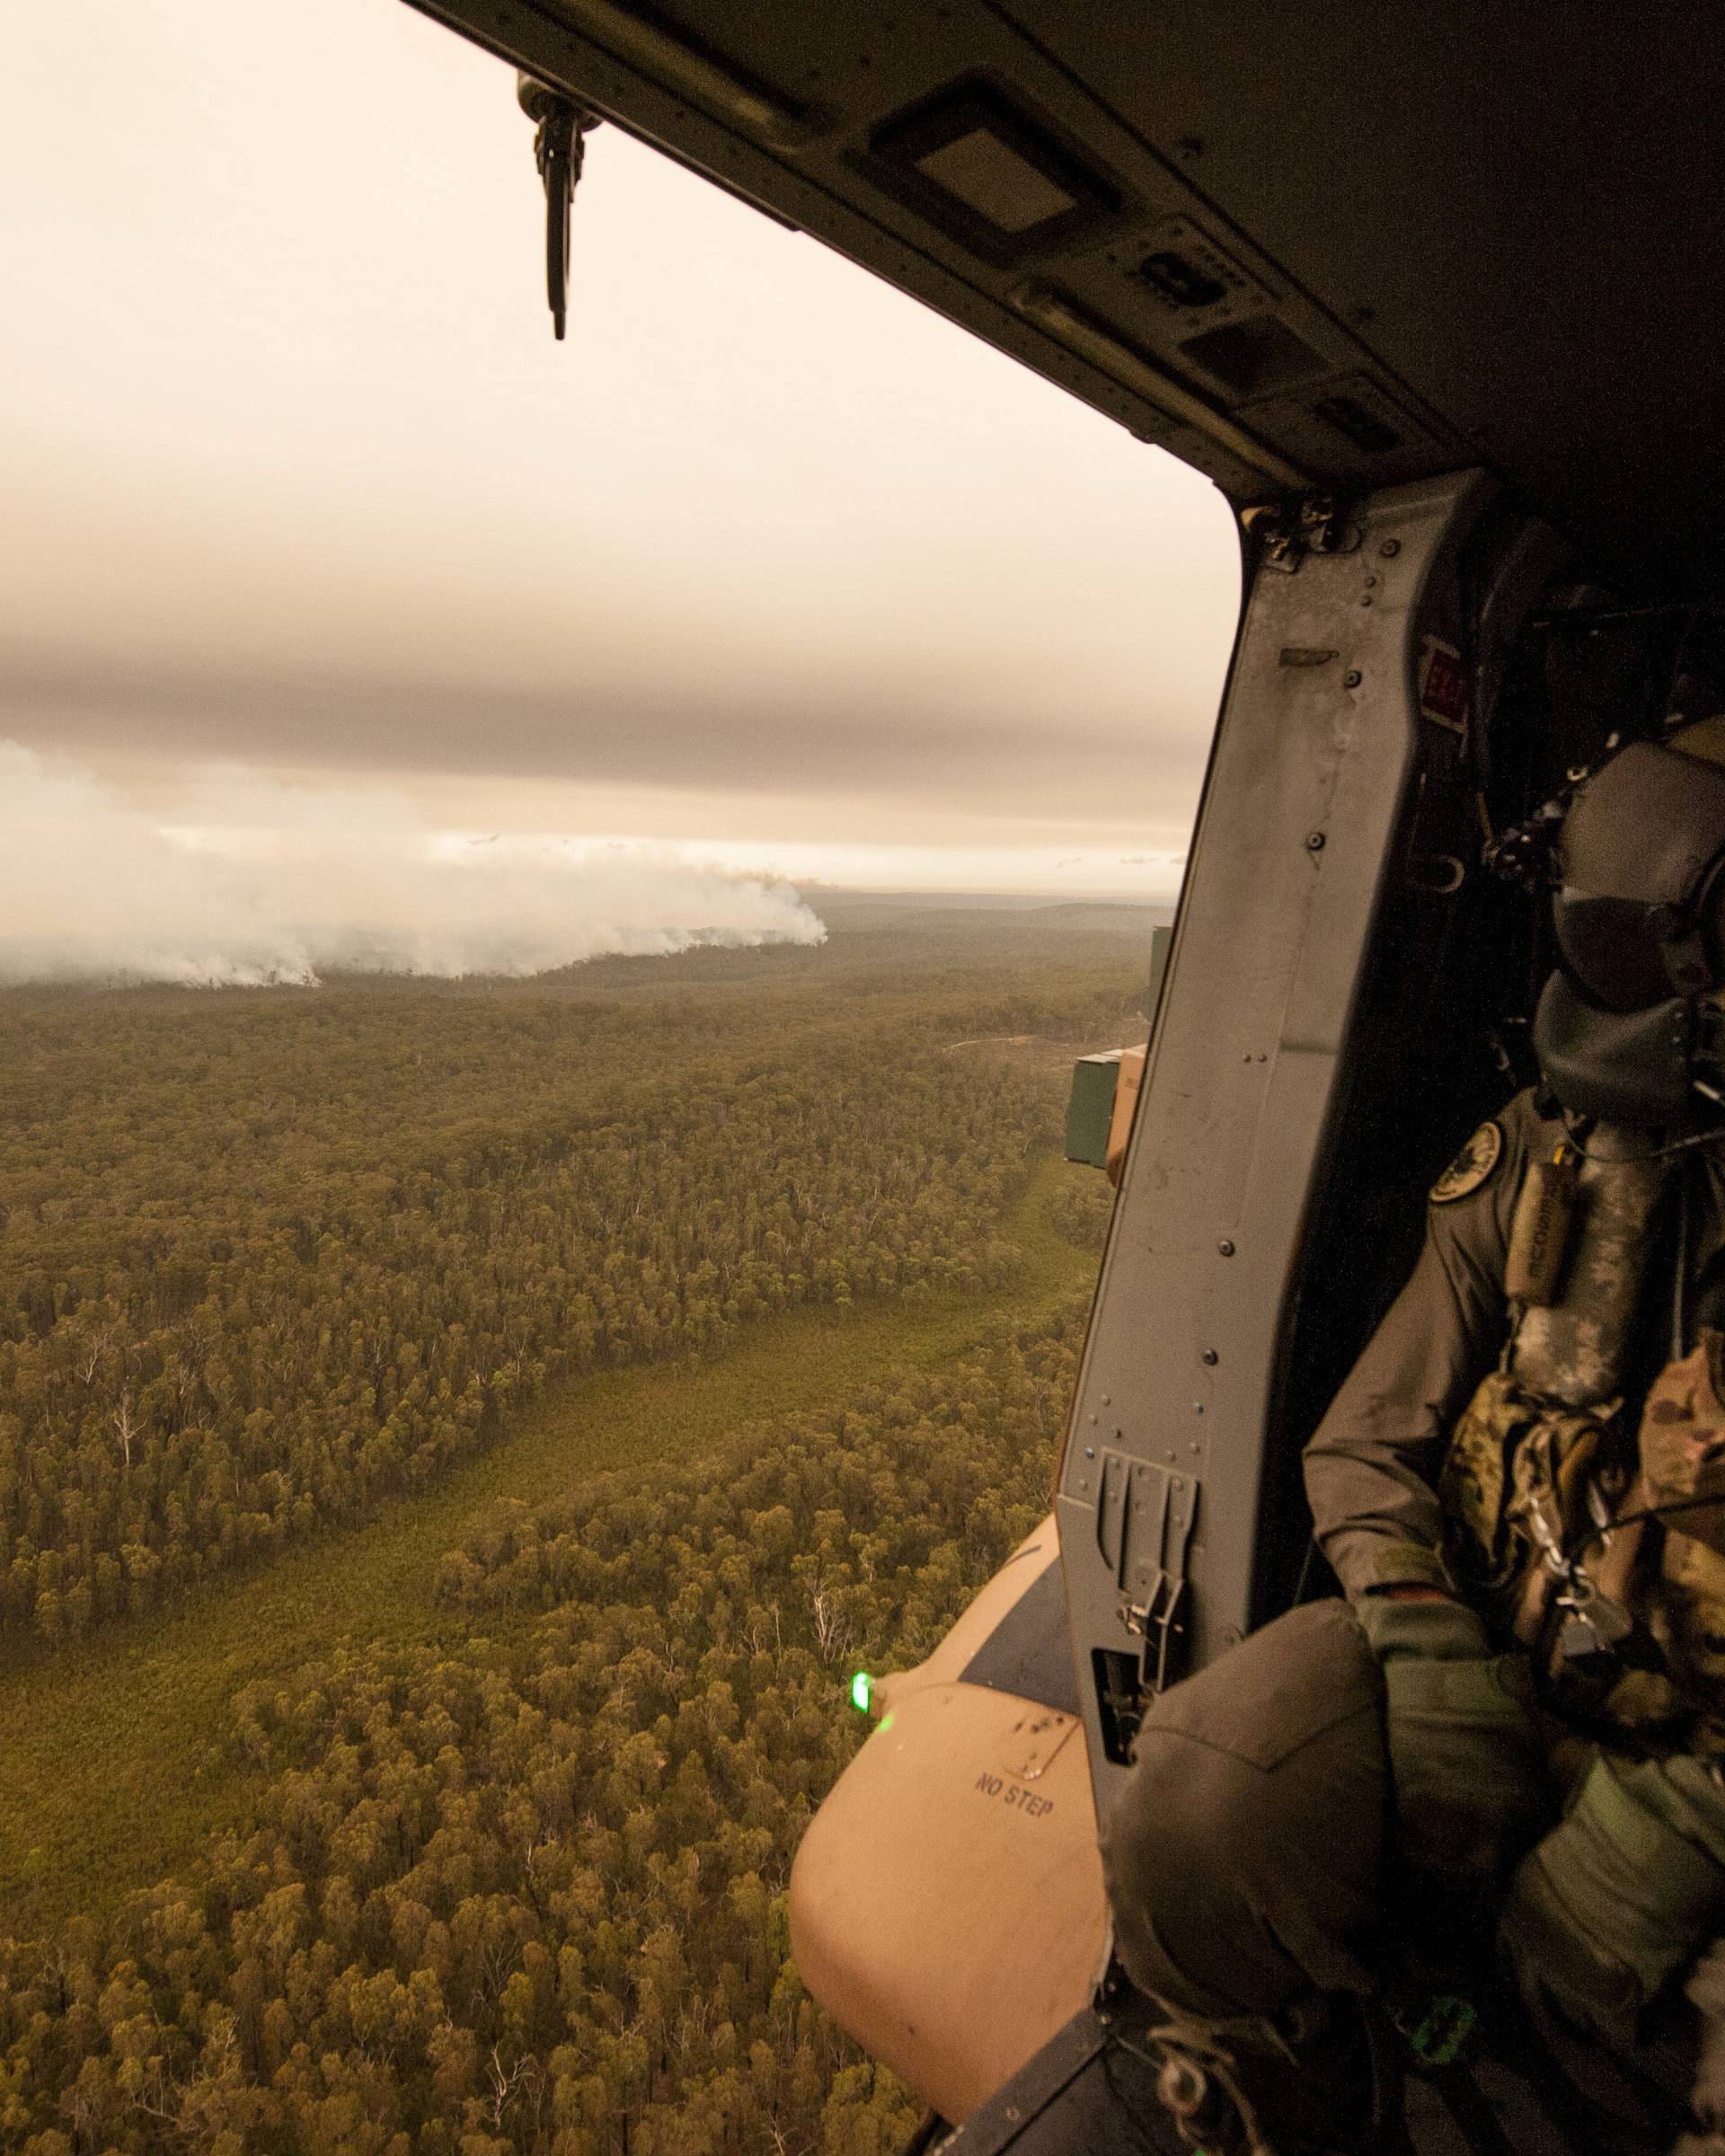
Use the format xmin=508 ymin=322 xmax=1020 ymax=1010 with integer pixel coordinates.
xmin=1440 ymin=1370 xmax=1619 ymax=1608
xmin=1636 ymin=1335 xmax=1725 ymax=1738
xmin=1639 ymin=1333 xmax=1725 ymax=1554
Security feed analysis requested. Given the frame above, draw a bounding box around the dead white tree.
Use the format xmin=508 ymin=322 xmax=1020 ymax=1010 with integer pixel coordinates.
xmin=112 ymin=1392 xmax=138 ymax=1471
xmin=487 ymin=2046 xmax=539 ymax=2134
xmin=809 ymin=1588 xmax=853 ymax=1666
xmin=75 ymin=1323 xmax=114 ymax=1390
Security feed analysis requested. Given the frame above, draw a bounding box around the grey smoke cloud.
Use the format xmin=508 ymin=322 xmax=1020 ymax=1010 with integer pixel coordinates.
xmin=0 ymin=0 xmax=1238 ymax=888
xmin=0 ymin=640 xmax=1210 ymax=820
xmin=0 ymin=744 xmax=824 ymax=987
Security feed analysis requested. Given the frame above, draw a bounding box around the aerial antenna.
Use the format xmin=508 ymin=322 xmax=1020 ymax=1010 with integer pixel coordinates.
xmin=517 ymin=75 xmax=601 ymax=340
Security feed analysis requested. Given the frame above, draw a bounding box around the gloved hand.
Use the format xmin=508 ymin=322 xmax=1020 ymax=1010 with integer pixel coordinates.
xmin=1499 ymin=1752 xmax=1725 ymax=2055
xmin=1357 ymin=1591 xmax=1548 ymax=1889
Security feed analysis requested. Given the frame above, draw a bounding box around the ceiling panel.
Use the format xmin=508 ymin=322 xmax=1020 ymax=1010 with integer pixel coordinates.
xmin=405 ymin=0 xmax=1725 ymax=583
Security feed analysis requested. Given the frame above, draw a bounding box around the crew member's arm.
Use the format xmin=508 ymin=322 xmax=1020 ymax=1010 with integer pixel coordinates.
xmin=1503 ymin=1751 xmax=1725 ymax=2054
xmin=1303 ymin=1096 xmax=1534 ymax=1597
xmin=1303 ymin=1095 xmax=1551 ymax=1898
xmin=1503 ymin=1342 xmax=1725 ymax=2051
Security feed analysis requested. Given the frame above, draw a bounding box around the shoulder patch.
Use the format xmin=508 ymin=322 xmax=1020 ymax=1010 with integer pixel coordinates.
xmin=1430 ymin=1119 xmax=1504 ymax=1205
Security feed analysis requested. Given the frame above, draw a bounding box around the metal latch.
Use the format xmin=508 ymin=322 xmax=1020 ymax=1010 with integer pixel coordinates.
xmin=1241 ymin=493 xmax=1361 ymax=572
xmin=1094 ymin=1451 xmax=1199 ymax=1692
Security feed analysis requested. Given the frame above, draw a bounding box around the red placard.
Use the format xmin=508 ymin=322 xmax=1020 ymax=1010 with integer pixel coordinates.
xmin=1419 ymin=636 xmax=1470 ymax=734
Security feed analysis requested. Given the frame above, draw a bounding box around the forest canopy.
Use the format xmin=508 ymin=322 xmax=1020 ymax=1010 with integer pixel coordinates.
xmin=0 ymin=905 xmax=1157 ymax=2152
xmin=0 ymin=1311 xmax=1084 ymax=2154
xmin=0 ymin=909 xmax=1151 ymax=1646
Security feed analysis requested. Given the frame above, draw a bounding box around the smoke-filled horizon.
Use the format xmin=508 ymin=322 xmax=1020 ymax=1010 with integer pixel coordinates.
xmin=0 ymin=744 xmax=825 ymax=988
xmin=0 ymin=0 xmax=1238 ymax=901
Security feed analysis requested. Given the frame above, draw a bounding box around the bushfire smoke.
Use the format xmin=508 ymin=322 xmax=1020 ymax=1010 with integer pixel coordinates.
xmin=0 ymin=743 xmax=826 ymax=986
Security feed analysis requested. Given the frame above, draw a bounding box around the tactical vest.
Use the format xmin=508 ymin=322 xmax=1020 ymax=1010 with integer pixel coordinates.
xmin=1439 ymin=1128 xmax=1725 ymax=1757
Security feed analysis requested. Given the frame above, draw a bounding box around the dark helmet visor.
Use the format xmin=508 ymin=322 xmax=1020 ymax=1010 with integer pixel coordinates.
xmin=1553 ymin=739 xmax=1725 ymax=1010
xmin=1552 ymin=892 xmax=1685 ymax=1013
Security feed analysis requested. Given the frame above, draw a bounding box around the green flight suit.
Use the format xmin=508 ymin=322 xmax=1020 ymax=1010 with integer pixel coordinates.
xmin=1100 ymin=1089 xmax=1725 ymax=2147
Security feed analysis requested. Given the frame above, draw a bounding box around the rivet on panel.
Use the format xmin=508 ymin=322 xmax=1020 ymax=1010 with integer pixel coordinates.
xmin=1201 ymin=1348 xmax=1218 ymax=1365
xmin=1344 ymin=669 xmax=1362 ymax=688
xmin=1217 ymin=1239 xmax=1235 ymax=1256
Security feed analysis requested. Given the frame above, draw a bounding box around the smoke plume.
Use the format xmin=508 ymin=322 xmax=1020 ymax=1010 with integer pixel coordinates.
xmin=0 ymin=743 xmax=826 ymax=986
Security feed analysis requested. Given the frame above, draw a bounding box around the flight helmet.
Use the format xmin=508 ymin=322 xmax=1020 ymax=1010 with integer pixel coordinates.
xmin=1529 ymin=717 xmax=1725 ymax=1125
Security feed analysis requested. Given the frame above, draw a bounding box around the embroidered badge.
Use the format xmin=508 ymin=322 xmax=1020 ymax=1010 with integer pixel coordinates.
xmin=1430 ymin=1119 xmax=1504 ymax=1205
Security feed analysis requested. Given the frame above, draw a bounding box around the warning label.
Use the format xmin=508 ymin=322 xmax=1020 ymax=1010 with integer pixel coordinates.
xmin=975 ymin=1772 xmax=1056 ymax=1820
xmin=1418 ymin=636 xmax=1469 ymax=734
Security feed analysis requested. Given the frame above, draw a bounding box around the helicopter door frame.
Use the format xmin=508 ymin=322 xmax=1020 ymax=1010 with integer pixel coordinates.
xmin=1057 ymin=466 xmax=1497 ymax=1812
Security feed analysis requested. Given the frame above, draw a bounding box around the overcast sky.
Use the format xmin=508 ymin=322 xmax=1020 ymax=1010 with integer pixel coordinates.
xmin=2 ymin=0 xmax=1240 ymax=898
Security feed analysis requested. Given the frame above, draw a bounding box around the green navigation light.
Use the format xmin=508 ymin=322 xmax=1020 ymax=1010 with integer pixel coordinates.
xmin=850 ymin=1670 xmax=871 ymax=1713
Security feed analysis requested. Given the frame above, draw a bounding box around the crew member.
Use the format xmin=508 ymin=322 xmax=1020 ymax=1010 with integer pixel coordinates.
xmin=1101 ymin=719 xmax=1725 ymax=2154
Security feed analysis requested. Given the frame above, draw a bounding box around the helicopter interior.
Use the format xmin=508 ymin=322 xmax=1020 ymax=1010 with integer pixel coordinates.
xmin=395 ymin=0 xmax=1725 ymax=2145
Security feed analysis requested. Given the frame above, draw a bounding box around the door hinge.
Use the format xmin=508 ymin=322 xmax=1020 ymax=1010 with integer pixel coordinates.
xmin=1242 ymin=492 xmax=1362 ymax=572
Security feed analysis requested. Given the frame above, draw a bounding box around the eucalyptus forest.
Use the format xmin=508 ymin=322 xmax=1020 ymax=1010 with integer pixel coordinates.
xmin=0 ymin=902 xmax=1150 ymax=2154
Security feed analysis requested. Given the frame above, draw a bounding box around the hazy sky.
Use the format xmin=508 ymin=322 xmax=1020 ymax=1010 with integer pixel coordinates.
xmin=2 ymin=0 xmax=1240 ymax=902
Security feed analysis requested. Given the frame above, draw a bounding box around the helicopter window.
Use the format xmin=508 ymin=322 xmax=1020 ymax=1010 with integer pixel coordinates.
xmin=863 ymin=79 xmax=1122 ymax=261
xmin=914 ymin=128 xmax=1079 ymax=233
